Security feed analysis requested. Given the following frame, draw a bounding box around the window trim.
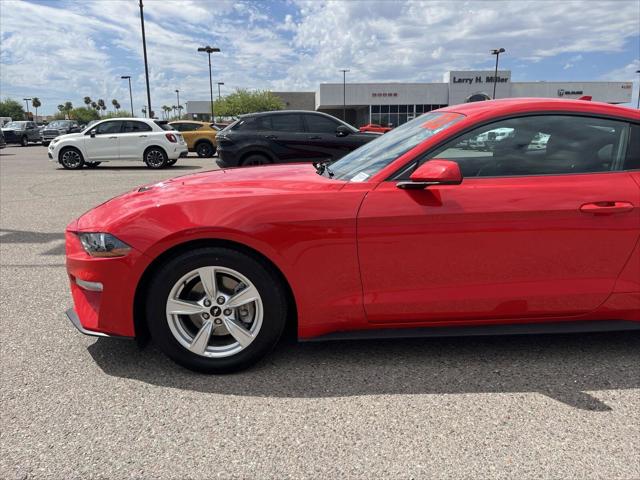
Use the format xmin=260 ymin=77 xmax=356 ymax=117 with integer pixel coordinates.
xmin=302 ymin=113 xmax=340 ymax=134
xmin=387 ymin=111 xmax=639 ymax=181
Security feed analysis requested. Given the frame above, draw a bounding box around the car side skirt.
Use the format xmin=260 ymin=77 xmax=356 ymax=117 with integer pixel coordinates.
xmin=301 ymin=320 xmax=640 ymax=342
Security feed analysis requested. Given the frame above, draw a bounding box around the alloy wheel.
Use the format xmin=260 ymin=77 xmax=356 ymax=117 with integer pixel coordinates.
xmin=165 ymin=266 xmax=263 ymax=358
xmin=146 ymin=149 xmax=166 ymax=168
xmin=61 ymin=149 xmax=83 ymax=168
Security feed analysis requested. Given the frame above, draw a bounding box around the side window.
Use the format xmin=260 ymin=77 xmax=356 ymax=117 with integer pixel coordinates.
xmin=122 ymin=121 xmax=152 ymax=133
xmin=170 ymin=123 xmax=186 ymax=132
xmin=305 ymin=114 xmax=339 ymax=133
xmin=173 ymin=123 xmax=199 ymax=132
xmin=625 ymin=124 xmax=640 ymax=170
xmin=94 ymin=121 xmax=123 ymax=135
xmin=426 ymin=115 xmax=628 ymax=177
xmin=233 ymin=116 xmax=271 ymax=131
xmin=270 ymin=114 xmax=303 ymax=132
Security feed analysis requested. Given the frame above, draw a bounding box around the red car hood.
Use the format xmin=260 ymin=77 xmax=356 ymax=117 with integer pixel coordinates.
xmin=76 ymin=164 xmax=343 ymax=230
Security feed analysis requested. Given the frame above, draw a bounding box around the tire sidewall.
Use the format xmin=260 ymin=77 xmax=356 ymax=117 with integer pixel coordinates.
xmin=59 ymin=147 xmax=84 ymax=169
xmin=241 ymin=154 xmax=270 ymax=166
xmin=144 ymin=147 xmax=168 ymax=168
xmin=146 ymin=247 xmax=287 ymax=373
xmin=21 ymin=136 xmax=28 ymax=147
xmin=196 ymin=141 xmax=214 ymax=158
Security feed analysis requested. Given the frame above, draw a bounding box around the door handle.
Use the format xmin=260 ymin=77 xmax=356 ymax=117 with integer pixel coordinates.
xmin=108 ymin=136 xmax=118 ymax=139
xmin=307 ymin=135 xmax=321 ymax=140
xmin=264 ymin=135 xmax=277 ymax=140
xmin=138 ymin=135 xmax=148 ymax=138
xmin=579 ymin=201 xmax=634 ymax=215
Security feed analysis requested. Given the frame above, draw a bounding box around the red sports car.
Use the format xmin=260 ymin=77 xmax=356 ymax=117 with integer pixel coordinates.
xmin=65 ymin=98 xmax=640 ymax=373
xmin=359 ymin=123 xmax=392 ymax=133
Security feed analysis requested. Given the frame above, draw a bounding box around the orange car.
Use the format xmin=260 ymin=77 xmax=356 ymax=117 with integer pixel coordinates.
xmin=169 ymin=121 xmax=218 ymax=157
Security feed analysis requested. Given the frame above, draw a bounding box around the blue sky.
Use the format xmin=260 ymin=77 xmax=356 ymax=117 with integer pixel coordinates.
xmin=1 ymin=0 xmax=639 ymax=115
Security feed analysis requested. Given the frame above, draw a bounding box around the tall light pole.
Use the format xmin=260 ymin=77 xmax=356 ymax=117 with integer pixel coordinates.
xmin=23 ymin=98 xmax=32 ymax=120
xmin=139 ymin=0 xmax=152 ymax=118
xmin=121 ymin=75 xmax=134 ymax=117
xmin=636 ymin=70 xmax=640 ymax=109
xmin=491 ymin=48 xmax=505 ymax=99
xmin=197 ymin=46 xmax=221 ymax=121
xmin=339 ymin=69 xmax=350 ymax=121
xmin=217 ymin=82 xmax=224 ymax=100
xmin=175 ymin=89 xmax=181 ymax=119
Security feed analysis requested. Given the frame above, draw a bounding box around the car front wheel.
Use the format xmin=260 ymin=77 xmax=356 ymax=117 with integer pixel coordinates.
xmin=144 ymin=147 xmax=168 ymax=168
xmin=196 ymin=141 xmax=215 ymax=158
xmin=21 ymin=136 xmax=28 ymax=147
xmin=145 ymin=247 xmax=287 ymax=373
xmin=59 ymin=148 xmax=85 ymax=169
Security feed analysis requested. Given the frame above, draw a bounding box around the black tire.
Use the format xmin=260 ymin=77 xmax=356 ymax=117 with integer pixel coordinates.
xmin=85 ymin=162 xmax=101 ymax=168
xmin=21 ymin=136 xmax=28 ymax=147
xmin=146 ymin=247 xmax=287 ymax=373
xmin=166 ymin=159 xmax=178 ymax=166
xmin=195 ymin=141 xmax=215 ymax=158
xmin=241 ymin=154 xmax=271 ymax=167
xmin=42 ymin=141 xmax=50 ymax=147
xmin=59 ymin=147 xmax=85 ymax=169
xmin=144 ymin=147 xmax=168 ymax=169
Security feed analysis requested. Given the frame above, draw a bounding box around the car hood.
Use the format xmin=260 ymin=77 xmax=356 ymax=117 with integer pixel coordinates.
xmin=76 ymin=163 xmax=345 ymax=230
xmin=54 ymin=132 xmax=83 ymax=141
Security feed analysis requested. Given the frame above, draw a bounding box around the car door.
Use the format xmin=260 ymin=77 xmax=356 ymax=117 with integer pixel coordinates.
xmin=357 ymin=114 xmax=640 ymax=324
xmin=27 ymin=122 xmax=39 ymax=141
xmin=84 ymin=120 xmax=123 ymax=160
xmin=119 ymin=120 xmax=153 ymax=160
xmin=265 ymin=113 xmax=310 ymax=162
xmin=301 ymin=113 xmax=352 ymax=162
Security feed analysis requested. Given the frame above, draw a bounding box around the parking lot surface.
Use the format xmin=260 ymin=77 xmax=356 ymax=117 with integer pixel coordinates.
xmin=1 ymin=145 xmax=639 ymax=479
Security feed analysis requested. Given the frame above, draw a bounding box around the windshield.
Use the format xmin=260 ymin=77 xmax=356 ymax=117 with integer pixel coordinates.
xmin=48 ymin=121 xmax=70 ymax=128
xmin=4 ymin=122 xmax=26 ymax=129
xmin=328 ymin=112 xmax=464 ymax=181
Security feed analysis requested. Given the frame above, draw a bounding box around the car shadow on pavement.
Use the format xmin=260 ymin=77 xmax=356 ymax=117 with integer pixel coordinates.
xmin=88 ymin=331 xmax=640 ymax=411
xmin=54 ymin=165 xmax=203 ymax=171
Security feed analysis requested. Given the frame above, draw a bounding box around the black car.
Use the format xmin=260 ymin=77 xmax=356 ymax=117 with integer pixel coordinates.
xmin=1 ymin=121 xmax=42 ymax=146
xmin=41 ymin=120 xmax=81 ymax=146
xmin=0 ymin=130 xmax=6 ymax=149
xmin=216 ymin=110 xmax=379 ymax=167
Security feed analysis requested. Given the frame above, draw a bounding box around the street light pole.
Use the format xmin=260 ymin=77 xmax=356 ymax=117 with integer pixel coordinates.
xmin=491 ymin=48 xmax=505 ymax=99
xmin=175 ymin=89 xmax=180 ymax=119
xmin=198 ymin=46 xmax=221 ymax=121
xmin=121 ymin=76 xmax=134 ymax=117
xmin=217 ymin=82 xmax=224 ymax=100
xmin=139 ymin=0 xmax=152 ymax=118
xmin=340 ymin=69 xmax=349 ymax=121
xmin=23 ymin=98 xmax=32 ymax=120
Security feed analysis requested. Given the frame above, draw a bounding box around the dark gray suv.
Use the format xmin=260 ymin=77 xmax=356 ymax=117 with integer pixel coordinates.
xmin=216 ymin=110 xmax=379 ymax=167
xmin=42 ymin=120 xmax=81 ymax=146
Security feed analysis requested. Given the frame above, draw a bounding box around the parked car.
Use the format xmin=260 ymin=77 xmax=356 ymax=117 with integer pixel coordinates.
xmin=1 ymin=121 xmax=41 ymax=146
xmin=48 ymin=118 xmax=188 ymax=169
xmin=0 ymin=130 xmax=6 ymax=149
xmin=359 ymin=123 xmax=392 ymax=133
xmin=42 ymin=120 xmax=82 ymax=146
xmin=63 ymin=98 xmax=640 ymax=373
xmin=215 ymin=110 xmax=379 ymax=167
xmin=169 ymin=120 xmax=218 ymax=157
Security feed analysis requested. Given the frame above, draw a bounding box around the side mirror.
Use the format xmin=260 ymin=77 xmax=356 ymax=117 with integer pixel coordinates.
xmin=336 ymin=125 xmax=351 ymax=137
xmin=397 ymin=160 xmax=463 ymax=190
xmin=89 ymin=129 xmax=97 ymax=138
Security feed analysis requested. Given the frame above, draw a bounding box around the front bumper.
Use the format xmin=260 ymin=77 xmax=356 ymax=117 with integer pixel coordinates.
xmin=65 ymin=308 xmax=132 ymax=338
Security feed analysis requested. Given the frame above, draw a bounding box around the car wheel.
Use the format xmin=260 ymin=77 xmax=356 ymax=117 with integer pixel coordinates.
xmin=241 ymin=154 xmax=270 ymax=167
xmin=59 ymin=148 xmax=85 ymax=170
xmin=85 ymin=162 xmax=101 ymax=168
xmin=144 ymin=147 xmax=168 ymax=169
xmin=166 ymin=159 xmax=178 ymax=166
xmin=21 ymin=136 xmax=28 ymax=147
xmin=145 ymin=247 xmax=287 ymax=373
xmin=196 ymin=141 xmax=215 ymax=158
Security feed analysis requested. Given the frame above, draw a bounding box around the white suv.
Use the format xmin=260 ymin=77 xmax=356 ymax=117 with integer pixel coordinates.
xmin=48 ymin=118 xmax=188 ymax=169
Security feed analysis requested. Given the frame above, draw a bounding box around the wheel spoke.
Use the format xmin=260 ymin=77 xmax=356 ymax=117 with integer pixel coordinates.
xmin=189 ymin=320 xmax=213 ymax=355
xmin=226 ymin=285 xmax=259 ymax=309
xmin=222 ymin=316 xmax=254 ymax=348
xmin=198 ymin=267 xmax=217 ymax=300
xmin=166 ymin=298 xmax=204 ymax=316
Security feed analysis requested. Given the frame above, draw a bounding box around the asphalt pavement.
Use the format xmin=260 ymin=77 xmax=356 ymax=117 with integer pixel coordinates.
xmin=1 ymin=145 xmax=639 ymax=479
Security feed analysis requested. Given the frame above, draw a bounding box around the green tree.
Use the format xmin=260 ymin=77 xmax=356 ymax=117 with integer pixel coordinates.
xmin=54 ymin=107 xmax=100 ymax=123
xmin=0 ymin=98 xmax=26 ymax=120
xmin=111 ymin=99 xmax=120 ymax=112
xmin=213 ymin=89 xmax=284 ymax=118
xmin=103 ymin=110 xmax=131 ymax=119
xmin=97 ymin=99 xmax=106 ymax=116
xmin=31 ymin=98 xmax=42 ymax=123
xmin=83 ymin=96 xmax=92 ymax=109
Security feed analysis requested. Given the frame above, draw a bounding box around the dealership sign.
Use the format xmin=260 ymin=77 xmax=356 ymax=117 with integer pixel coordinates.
xmin=557 ymin=88 xmax=584 ymax=97
xmin=451 ymin=75 xmax=509 ymax=84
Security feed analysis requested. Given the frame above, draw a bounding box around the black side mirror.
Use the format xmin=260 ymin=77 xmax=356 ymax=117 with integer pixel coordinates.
xmin=336 ymin=125 xmax=350 ymax=137
xmin=89 ymin=129 xmax=96 ymax=138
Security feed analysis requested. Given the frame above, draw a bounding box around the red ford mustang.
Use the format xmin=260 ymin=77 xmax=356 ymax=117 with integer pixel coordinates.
xmin=359 ymin=123 xmax=393 ymax=133
xmin=65 ymin=98 xmax=640 ymax=373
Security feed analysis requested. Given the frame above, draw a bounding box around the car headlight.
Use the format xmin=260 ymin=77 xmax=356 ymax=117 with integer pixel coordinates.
xmin=78 ymin=233 xmax=131 ymax=257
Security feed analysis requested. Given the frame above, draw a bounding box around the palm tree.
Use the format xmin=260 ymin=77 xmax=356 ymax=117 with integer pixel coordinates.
xmin=97 ymin=99 xmax=106 ymax=115
xmin=64 ymin=101 xmax=73 ymax=119
xmin=162 ymin=105 xmax=171 ymax=120
xmin=57 ymin=104 xmax=64 ymax=114
xmin=83 ymin=96 xmax=92 ymax=109
xmin=32 ymin=98 xmax=41 ymax=123
xmin=91 ymin=101 xmax=98 ymax=115
xmin=111 ymin=99 xmax=120 ymax=113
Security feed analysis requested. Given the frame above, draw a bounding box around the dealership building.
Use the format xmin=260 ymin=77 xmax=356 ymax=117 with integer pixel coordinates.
xmin=186 ymin=70 xmax=633 ymax=127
